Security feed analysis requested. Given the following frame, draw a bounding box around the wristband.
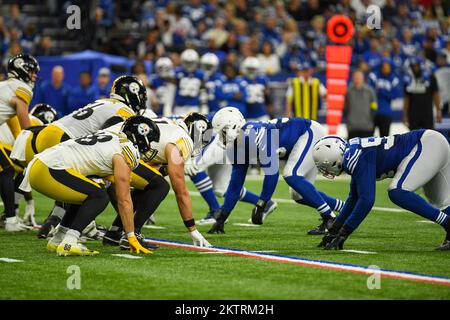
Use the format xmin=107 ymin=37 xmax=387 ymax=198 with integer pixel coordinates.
xmin=183 ymin=219 xmax=195 ymax=228
xmin=126 ymin=232 xmax=135 ymax=238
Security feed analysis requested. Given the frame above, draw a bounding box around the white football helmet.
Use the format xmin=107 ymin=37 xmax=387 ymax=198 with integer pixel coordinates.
xmin=212 ymin=107 xmax=245 ymax=146
xmin=312 ymin=136 xmax=347 ymax=179
xmin=200 ymin=53 xmax=219 ymax=76
xmin=154 ymin=57 xmax=174 ymax=78
xmin=241 ymin=56 xmax=260 ymax=79
xmin=180 ymin=49 xmax=199 ymax=72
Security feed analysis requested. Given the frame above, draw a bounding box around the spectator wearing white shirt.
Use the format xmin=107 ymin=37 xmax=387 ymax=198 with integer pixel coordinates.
xmin=257 ymin=41 xmax=280 ymax=75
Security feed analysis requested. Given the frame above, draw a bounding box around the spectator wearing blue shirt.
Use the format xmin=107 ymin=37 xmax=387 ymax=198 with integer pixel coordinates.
xmin=92 ymin=67 xmax=111 ymax=99
xmin=67 ymin=71 xmax=97 ymax=113
xmin=32 ymin=65 xmax=71 ymax=116
xmin=363 ymin=37 xmax=383 ymax=70
xmin=368 ymin=59 xmax=401 ymax=136
xmin=220 ymin=63 xmax=246 ymax=114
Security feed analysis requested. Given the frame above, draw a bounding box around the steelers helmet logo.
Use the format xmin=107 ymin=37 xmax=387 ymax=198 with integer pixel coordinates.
xmin=129 ymin=82 xmax=140 ymax=94
xmin=138 ymin=123 xmax=150 ymax=136
xmin=14 ymin=58 xmax=24 ymax=69
xmin=44 ymin=111 xmax=55 ymax=123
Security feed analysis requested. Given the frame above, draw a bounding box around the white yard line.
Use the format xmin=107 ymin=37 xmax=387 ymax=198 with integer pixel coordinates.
xmin=142 ymin=225 xmax=166 ymax=230
xmin=233 ymin=223 xmax=260 ymax=227
xmin=168 ymin=190 xmax=408 ymax=213
xmin=416 ymin=220 xmax=435 ymax=224
xmin=0 ymin=258 xmax=23 ymax=262
xmin=341 ymin=250 xmax=377 ymax=255
xmin=111 ymin=254 xmax=143 ymax=259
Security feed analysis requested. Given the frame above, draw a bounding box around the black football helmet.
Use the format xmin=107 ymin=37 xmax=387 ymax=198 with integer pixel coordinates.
xmin=110 ymin=75 xmax=147 ymax=114
xmin=121 ymin=116 xmax=160 ymax=162
xmin=7 ymin=54 xmax=40 ymax=87
xmin=182 ymin=112 xmax=213 ymax=156
xmin=30 ymin=103 xmax=58 ymax=124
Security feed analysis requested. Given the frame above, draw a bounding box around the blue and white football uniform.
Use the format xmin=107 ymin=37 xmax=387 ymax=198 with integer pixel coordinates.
xmin=222 ymin=118 xmax=344 ymax=217
xmin=338 ymin=130 xmax=450 ymax=232
xmin=237 ymin=75 xmax=269 ymax=121
xmin=173 ymin=68 xmax=204 ymax=116
xmin=149 ymin=74 xmax=175 ymax=117
xmin=204 ymin=72 xmax=225 ymax=114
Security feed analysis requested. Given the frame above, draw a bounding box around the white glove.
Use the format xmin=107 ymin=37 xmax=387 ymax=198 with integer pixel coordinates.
xmin=184 ymin=162 xmax=200 ymax=177
xmin=190 ymin=229 xmax=212 ymax=247
xmin=23 ymin=200 xmax=37 ymax=227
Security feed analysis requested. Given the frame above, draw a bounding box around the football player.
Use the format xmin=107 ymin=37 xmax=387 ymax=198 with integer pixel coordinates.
xmin=0 ymin=104 xmax=54 ymax=230
xmin=238 ymin=57 xmax=271 ymax=121
xmin=200 ymin=53 xmax=225 ymax=115
xmin=208 ymin=117 xmax=344 ymax=234
xmin=173 ymin=49 xmax=205 ymax=116
xmin=104 ymin=112 xmax=212 ymax=247
xmin=313 ymin=130 xmax=450 ymax=251
xmin=149 ymin=57 xmax=176 ymax=117
xmin=0 ymin=54 xmax=40 ymax=231
xmin=185 ymin=107 xmax=276 ymax=225
xmin=20 ymin=116 xmax=160 ymax=256
xmin=11 ymin=75 xmax=147 ymax=238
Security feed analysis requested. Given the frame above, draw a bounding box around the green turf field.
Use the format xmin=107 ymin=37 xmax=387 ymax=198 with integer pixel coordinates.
xmin=1 ymin=178 xmax=449 ymax=299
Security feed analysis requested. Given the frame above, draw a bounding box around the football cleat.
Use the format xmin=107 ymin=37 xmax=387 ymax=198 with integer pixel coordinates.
xmin=197 ymin=209 xmax=220 ymax=226
xmin=82 ymin=221 xmax=105 ymax=241
xmin=56 ymin=242 xmax=99 ymax=256
xmin=119 ymin=233 xmax=159 ymax=251
xmin=249 ymin=200 xmax=278 ymax=224
xmin=37 ymin=215 xmax=61 ymax=239
xmin=436 ymin=239 xmax=450 ymax=251
xmin=47 ymin=239 xmax=59 ymax=252
xmin=103 ymin=229 xmax=123 ymax=246
xmin=5 ymin=216 xmax=32 ymax=232
xmin=308 ymin=216 xmax=336 ymax=236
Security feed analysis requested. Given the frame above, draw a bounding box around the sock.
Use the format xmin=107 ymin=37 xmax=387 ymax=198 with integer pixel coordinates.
xmin=69 ymin=189 xmax=109 ymax=233
xmin=63 ymin=229 xmax=81 ymax=245
xmin=50 ymin=225 xmax=68 ymax=244
xmin=50 ymin=202 xmax=67 ymax=219
xmin=239 ymin=187 xmax=259 ymax=205
xmin=133 ymin=175 xmax=170 ymax=231
xmin=191 ymin=171 xmax=220 ymax=211
xmin=389 ymin=189 xmax=449 ymax=226
xmin=319 ymin=192 xmax=345 ymax=212
xmin=285 ymin=175 xmax=334 ymax=217
xmin=0 ymin=167 xmax=16 ymax=218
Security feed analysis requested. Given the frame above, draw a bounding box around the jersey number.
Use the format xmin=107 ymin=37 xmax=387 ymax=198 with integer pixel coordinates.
xmin=75 ymin=133 xmax=113 ymax=146
xmin=72 ymin=102 xmax=103 ymax=120
xmin=179 ymin=78 xmax=200 ymax=97
xmin=359 ymin=136 xmax=394 ymax=150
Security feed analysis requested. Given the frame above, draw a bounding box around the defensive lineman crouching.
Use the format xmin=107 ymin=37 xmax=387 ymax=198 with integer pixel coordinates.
xmin=313 ymin=130 xmax=450 ymax=251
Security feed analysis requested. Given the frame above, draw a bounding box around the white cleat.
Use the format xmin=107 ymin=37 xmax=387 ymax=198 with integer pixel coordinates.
xmin=5 ymin=216 xmax=32 ymax=232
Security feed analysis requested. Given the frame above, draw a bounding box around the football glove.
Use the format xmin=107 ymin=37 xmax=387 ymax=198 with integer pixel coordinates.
xmin=208 ymin=209 xmax=229 ymax=234
xmin=251 ymin=200 xmax=266 ymax=225
xmin=190 ymin=229 xmax=212 ymax=247
xmin=128 ymin=234 xmax=152 ymax=254
xmin=317 ymin=220 xmax=342 ymax=248
xmin=324 ymin=225 xmax=353 ymax=250
xmin=184 ymin=162 xmax=200 ymax=177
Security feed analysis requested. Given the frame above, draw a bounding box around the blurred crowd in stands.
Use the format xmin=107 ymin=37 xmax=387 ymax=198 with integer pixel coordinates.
xmin=0 ymin=0 xmax=449 ymax=131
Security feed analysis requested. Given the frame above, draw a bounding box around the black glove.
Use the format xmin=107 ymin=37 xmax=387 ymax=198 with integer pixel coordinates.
xmin=158 ymin=165 xmax=169 ymax=176
xmin=324 ymin=225 xmax=353 ymax=250
xmin=207 ymin=209 xmax=229 ymax=234
xmin=317 ymin=220 xmax=342 ymax=248
xmin=251 ymin=200 xmax=266 ymax=225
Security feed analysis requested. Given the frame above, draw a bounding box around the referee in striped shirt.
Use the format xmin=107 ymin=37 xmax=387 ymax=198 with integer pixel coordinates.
xmin=285 ymin=62 xmax=326 ymax=120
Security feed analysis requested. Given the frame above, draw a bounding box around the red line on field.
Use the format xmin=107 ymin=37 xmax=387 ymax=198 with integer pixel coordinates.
xmin=146 ymin=238 xmax=450 ymax=288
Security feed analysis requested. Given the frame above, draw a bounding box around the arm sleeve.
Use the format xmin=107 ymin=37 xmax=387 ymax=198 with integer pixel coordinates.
xmin=342 ymin=152 xmax=377 ymax=231
xmin=260 ymin=163 xmax=279 ymax=202
xmin=222 ymin=164 xmax=249 ymax=214
xmin=336 ymin=178 xmax=358 ymax=224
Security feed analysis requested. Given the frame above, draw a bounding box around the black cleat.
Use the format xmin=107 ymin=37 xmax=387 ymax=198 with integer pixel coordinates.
xmin=103 ymin=229 xmax=123 ymax=246
xmin=37 ymin=215 xmax=61 ymax=239
xmin=308 ymin=216 xmax=335 ymax=236
xmin=436 ymin=240 xmax=450 ymax=251
xmin=119 ymin=233 xmax=159 ymax=251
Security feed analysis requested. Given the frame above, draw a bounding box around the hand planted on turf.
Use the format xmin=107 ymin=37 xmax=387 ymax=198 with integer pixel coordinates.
xmin=128 ymin=235 xmax=152 ymax=254
xmin=190 ymin=229 xmax=212 ymax=247
xmin=318 ymin=232 xmax=337 ymax=248
xmin=324 ymin=234 xmax=348 ymax=250
xmin=208 ymin=209 xmax=228 ymax=234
